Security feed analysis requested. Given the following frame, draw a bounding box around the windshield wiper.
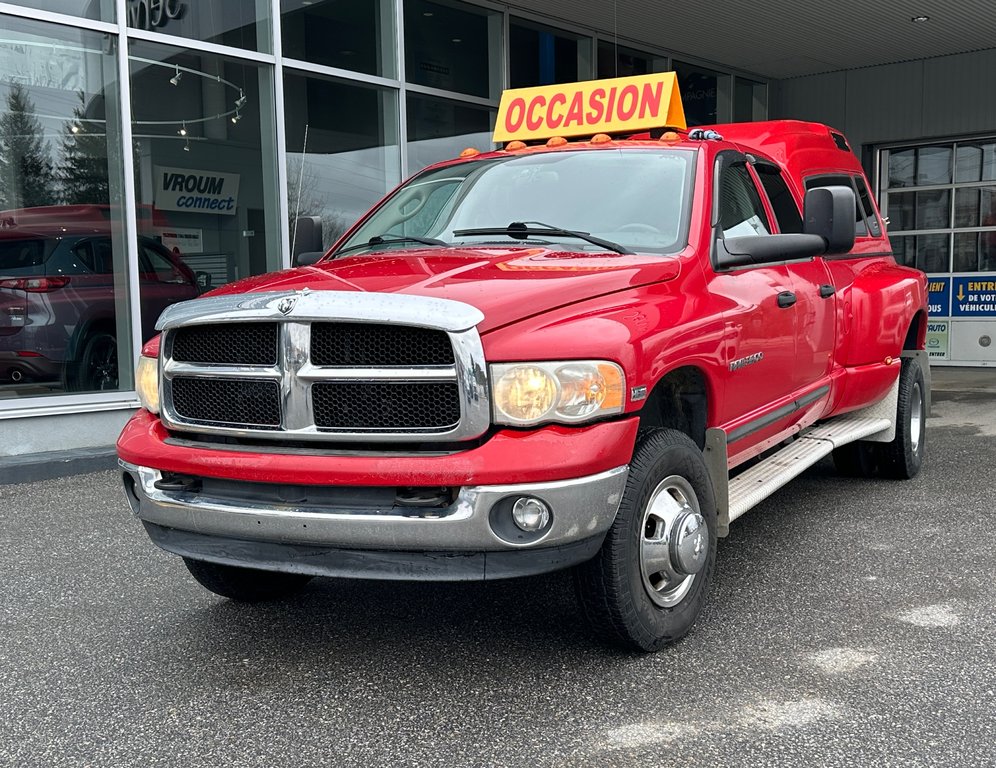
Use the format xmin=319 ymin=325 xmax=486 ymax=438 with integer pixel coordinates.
xmin=335 ymin=234 xmax=448 ymax=256
xmin=451 ymin=221 xmax=633 ymax=255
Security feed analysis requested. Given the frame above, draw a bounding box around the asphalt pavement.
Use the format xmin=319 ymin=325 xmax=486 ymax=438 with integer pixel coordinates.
xmin=2 ymin=371 xmax=995 ymax=767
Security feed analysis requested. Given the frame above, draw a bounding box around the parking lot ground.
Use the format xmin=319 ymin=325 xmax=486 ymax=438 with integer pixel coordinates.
xmin=2 ymin=371 xmax=995 ymax=767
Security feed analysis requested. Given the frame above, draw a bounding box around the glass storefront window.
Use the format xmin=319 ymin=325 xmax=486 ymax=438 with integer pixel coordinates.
xmin=126 ymin=0 xmax=271 ymax=54
xmin=883 ymin=141 xmax=996 ymax=275
xmin=281 ymin=0 xmax=395 ymax=78
xmin=734 ymin=77 xmax=767 ymax=122
xmin=283 ymin=71 xmax=400 ymax=253
xmin=955 ymin=142 xmax=996 ymax=183
xmin=596 ymin=41 xmax=664 ymax=79
xmin=7 ymin=0 xmax=113 ymax=21
xmin=674 ymin=61 xmax=731 ymax=126
xmin=128 ymin=40 xmax=280 ymax=299
xmin=510 ymin=18 xmax=592 ymax=88
xmin=405 ymin=0 xmax=501 ymax=99
xmin=407 ymin=94 xmax=493 ymax=174
xmin=0 ymin=15 xmax=130 ymax=399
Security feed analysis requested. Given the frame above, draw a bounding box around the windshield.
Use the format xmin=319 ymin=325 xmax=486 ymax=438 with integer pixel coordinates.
xmin=336 ymin=148 xmax=695 ymax=256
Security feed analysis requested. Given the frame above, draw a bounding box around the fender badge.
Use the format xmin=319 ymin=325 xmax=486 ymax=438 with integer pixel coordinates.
xmin=630 ymin=385 xmax=647 ymax=401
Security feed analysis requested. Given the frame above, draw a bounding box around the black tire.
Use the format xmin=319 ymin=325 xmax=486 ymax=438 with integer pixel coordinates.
xmin=575 ymin=428 xmax=717 ymax=652
xmin=831 ymin=441 xmax=879 ymax=478
xmin=69 ymin=331 xmax=118 ymax=392
xmin=877 ymin=356 xmax=926 ymax=479
xmin=183 ymin=558 xmax=313 ymax=602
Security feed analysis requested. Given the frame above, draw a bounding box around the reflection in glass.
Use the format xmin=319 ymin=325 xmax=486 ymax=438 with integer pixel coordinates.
xmin=954 ymin=232 xmax=978 ymax=272
xmin=890 ymin=235 xmax=915 ymax=267
xmin=734 ymin=77 xmax=767 ymax=122
xmin=510 ymin=18 xmax=592 ymax=88
xmin=406 ymin=0 xmax=501 ymax=98
xmin=916 ymin=189 xmax=950 ymax=229
xmin=0 ymin=16 xmax=130 ymax=399
xmin=129 ymin=41 xmax=281 ymax=302
xmin=6 ymin=0 xmax=112 ymax=20
xmin=407 ymin=94 xmax=493 ymax=175
xmin=284 ymin=72 xmax=400 ymax=252
xmin=916 ymin=233 xmax=949 ymax=272
xmin=674 ymin=62 xmax=730 ymax=126
xmin=954 ymin=186 xmax=996 ymax=229
xmin=916 ymin=145 xmax=951 ymax=186
xmin=955 ymin=142 xmax=996 ymax=183
xmin=125 ymin=0 xmax=271 ymax=53
xmin=887 ymin=191 xmax=915 ymax=231
xmin=596 ymin=42 xmax=664 ymax=79
xmin=282 ymin=0 xmax=394 ymax=76
xmin=888 ymin=149 xmax=915 ymax=188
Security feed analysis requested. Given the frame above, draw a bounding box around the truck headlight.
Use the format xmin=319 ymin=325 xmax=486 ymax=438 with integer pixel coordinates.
xmin=491 ymin=361 xmax=625 ymax=426
xmin=135 ymin=354 xmax=160 ymax=414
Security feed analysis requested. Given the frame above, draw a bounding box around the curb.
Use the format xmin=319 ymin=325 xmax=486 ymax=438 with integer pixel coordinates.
xmin=0 ymin=448 xmax=118 ymax=485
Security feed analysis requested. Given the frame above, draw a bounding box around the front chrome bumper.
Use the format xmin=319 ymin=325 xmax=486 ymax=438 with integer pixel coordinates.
xmin=120 ymin=460 xmax=628 ymax=554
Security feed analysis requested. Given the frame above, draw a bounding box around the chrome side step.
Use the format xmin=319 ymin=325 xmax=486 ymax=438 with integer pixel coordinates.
xmin=727 ymin=416 xmax=890 ymax=524
xmin=705 ymin=414 xmax=892 ymax=537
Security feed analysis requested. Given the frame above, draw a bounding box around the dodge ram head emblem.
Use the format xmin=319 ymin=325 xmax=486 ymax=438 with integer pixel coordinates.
xmin=276 ymin=295 xmax=297 ymax=315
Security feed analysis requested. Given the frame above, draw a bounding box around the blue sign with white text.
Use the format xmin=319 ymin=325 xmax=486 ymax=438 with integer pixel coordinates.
xmin=927 ymin=277 xmax=950 ymax=317
xmin=951 ymin=275 xmax=996 ymax=317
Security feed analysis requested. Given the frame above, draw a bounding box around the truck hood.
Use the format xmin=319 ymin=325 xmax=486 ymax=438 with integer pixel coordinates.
xmin=210 ymin=246 xmax=682 ymax=332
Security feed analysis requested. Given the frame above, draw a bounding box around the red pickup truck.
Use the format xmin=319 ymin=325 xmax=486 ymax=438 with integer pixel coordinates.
xmin=118 ymin=75 xmax=929 ymax=652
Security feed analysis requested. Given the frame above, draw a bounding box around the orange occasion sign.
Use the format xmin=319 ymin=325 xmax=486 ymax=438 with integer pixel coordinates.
xmin=493 ymin=73 xmax=686 ymax=143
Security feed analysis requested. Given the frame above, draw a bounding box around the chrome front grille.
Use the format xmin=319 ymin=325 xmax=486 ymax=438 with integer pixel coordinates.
xmin=156 ymin=291 xmax=489 ymax=443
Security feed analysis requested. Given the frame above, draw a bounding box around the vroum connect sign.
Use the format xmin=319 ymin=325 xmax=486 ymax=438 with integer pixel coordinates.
xmin=154 ymin=166 xmax=240 ymax=216
xmin=493 ymin=72 xmax=686 ymax=143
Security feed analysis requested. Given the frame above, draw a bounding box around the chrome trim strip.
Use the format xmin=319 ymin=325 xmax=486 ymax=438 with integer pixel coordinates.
xmin=157 ymin=291 xmax=486 ymax=333
xmin=164 ymin=361 xmax=283 ymax=379
xmin=295 ymin=365 xmax=458 ymax=381
xmin=121 ymin=461 xmax=628 ymax=552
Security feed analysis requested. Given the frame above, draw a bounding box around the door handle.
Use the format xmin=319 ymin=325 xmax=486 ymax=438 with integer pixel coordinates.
xmin=777 ymin=291 xmax=797 ymax=308
xmin=819 ymin=284 xmax=835 ymax=298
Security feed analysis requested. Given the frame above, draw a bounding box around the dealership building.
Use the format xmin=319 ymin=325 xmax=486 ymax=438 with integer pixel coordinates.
xmin=1 ymin=0 xmax=994 ymax=469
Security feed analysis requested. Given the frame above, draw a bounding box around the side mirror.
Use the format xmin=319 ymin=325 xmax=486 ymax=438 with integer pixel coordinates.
xmin=292 ymin=215 xmax=324 ymax=263
xmin=715 ymin=233 xmax=826 ymax=269
xmin=804 ymin=186 xmax=855 ymax=255
xmin=294 ymin=251 xmax=325 ymax=267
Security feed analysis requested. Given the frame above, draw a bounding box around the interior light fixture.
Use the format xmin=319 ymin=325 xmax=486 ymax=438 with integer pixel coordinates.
xmin=178 ymin=122 xmax=187 ymax=136
xmin=452 ymin=38 xmax=462 ymax=43
xmin=231 ymin=110 xmax=242 ymax=124
xmin=70 ymin=123 xmax=80 ymax=134
xmin=183 ymin=138 xmax=191 ymax=152
xmin=911 ymin=15 xmax=929 ymax=22
xmin=169 ymin=64 xmax=182 ymax=85
xmin=235 ymin=89 xmax=246 ymax=109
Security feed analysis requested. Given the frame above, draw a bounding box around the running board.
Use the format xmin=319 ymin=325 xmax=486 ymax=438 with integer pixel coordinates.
xmin=705 ymin=415 xmax=891 ymax=536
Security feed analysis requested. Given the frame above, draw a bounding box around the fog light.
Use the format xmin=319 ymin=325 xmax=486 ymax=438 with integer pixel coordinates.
xmin=511 ymin=497 xmax=551 ymax=532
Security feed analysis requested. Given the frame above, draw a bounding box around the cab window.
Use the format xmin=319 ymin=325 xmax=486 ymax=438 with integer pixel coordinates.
xmin=804 ymin=174 xmax=879 ymax=237
xmin=754 ymin=164 xmax=803 ymax=234
xmin=718 ymin=162 xmax=771 ymax=238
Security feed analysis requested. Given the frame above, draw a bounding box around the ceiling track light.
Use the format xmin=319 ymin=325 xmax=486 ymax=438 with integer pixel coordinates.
xmin=231 ymin=110 xmax=242 ymax=124
xmin=178 ymin=122 xmax=187 ymax=136
xmin=169 ymin=65 xmax=182 ymax=86
xmin=70 ymin=123 xmax=80 ymax=134
xmin=183 ymin=138 xmax=191 ymax=152
xmin=235 ymin=89 xmax=247 ymax=109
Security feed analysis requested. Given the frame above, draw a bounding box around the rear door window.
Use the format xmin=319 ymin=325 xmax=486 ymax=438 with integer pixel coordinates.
xmin=754 ymin=164 xmax=804 ymax=234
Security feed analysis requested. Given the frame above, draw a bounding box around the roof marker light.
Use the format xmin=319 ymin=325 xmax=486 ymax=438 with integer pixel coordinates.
xmin=546 ymin=136 xmax=568 ymax=147
xmin=459 ymin=147 xmax=480 ymax=158
xmin=590 ymin=133 xmax=612 ymax=144
xmin=504 ymin=140 xmax=527 ymax=151
xmin=660 ymin=131 xmax=681 ymax=142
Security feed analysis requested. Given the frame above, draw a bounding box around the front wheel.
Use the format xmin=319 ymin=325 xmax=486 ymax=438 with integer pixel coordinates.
xmin=183 ymin=558 xmax=314 ymax=602
xmin=575 ymin=429 xmax=717 ymax=652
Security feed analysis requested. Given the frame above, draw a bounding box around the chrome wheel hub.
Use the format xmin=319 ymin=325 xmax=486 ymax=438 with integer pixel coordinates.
xmin=639 ymin=475 xmax=708 ymax=608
